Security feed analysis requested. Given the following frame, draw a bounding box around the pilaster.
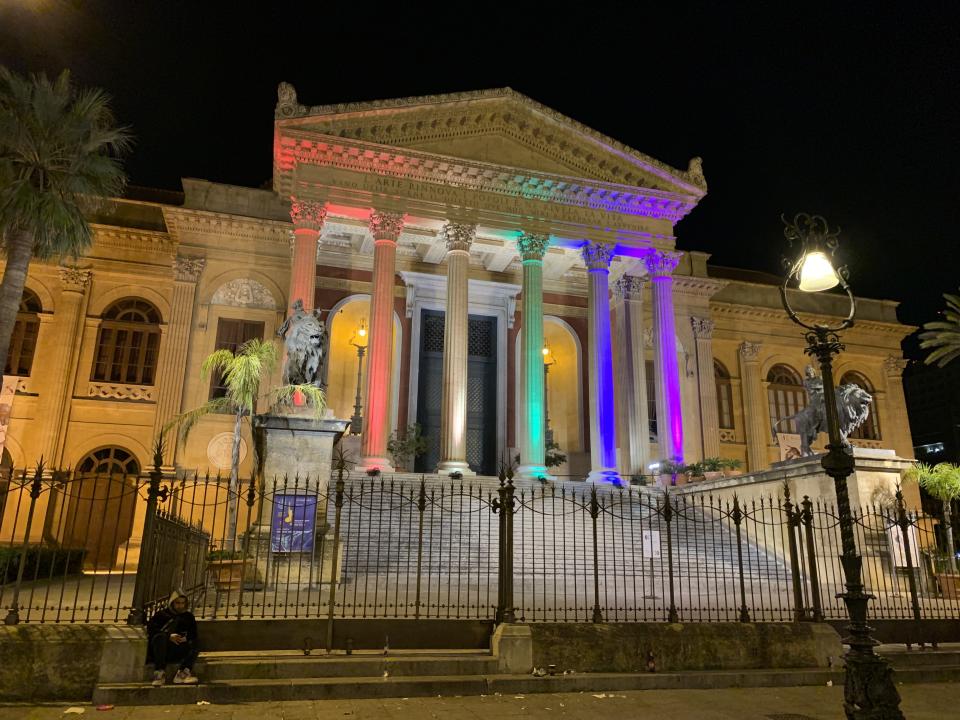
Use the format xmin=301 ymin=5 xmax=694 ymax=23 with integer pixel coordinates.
xmin=613 ymin=275 xmax=649 ymax=477
xmin=645 ymin=249 xmax=683 ymax=463
xmin=691 ymin=316 xmax=721 ymax=459
xmin=881 ymin=356 xmax=913 ymax=460
xmin=582 ymin=242 xmax=619 ymax=484
xmin=738 ymin=340 xmax=768 ymax=472
xmin=437 ymin=222 xmax=475 ymax=475
xmin=359 ymin=210 xmax=404 ymax=472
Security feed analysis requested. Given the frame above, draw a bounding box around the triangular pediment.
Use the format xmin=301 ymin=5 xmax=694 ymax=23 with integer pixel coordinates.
xmin=275 ymin=87 xmax=706 ymax=196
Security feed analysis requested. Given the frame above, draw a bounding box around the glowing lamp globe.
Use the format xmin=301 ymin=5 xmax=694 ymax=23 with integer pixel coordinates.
xmin=797 ymin=251 xmax=840 ymax=292
xmin=357 ymin=319 xmax=367 ymax=338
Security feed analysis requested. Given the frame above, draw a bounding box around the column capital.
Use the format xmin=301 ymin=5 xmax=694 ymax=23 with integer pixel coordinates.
xmin=173 ymin=254 xmax=206 ymax=283
xmin=580 ymin=242 xmax=615 ymax=271
xmin=691 ymin=316 xmax=715 ymax=339
xmin=58 ymin=266 xmax=92 ymax=293
xmin=290 ymin=198 xmax=327 ymax=231
xmin=883 ymin=355 xmax=908 ymax=377
xmin=613 ymin=274 xmax=646 ymax=301
xmin=369 ymin=210 xmax=405 ymax=242
xmin=516 ymin=232 xmax=550 ymax=261
xmin=643 ymin=249 xmax=682 ymax=277
xmin=442 ymin=222 xmax=476 ymax=253
xmin=738 ymin=340 xmax=762 ymax=362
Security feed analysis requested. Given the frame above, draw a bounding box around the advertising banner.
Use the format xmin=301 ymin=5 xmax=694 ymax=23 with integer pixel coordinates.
xmin=270 ymin=494 xmax=317 ymax=553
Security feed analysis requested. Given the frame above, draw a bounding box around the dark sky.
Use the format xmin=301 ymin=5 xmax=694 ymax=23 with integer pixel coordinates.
xmin=2 ymin=1 xmax=958 ymax=349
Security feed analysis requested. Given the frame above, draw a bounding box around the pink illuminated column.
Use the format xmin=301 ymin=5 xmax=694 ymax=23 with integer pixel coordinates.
xmin=645 ymin=249 xmax=684 ymax=463
xmin=359 ymin=210 xmax=405 ymax=472
xmin=289 ymin=198 xmax=327 ymax=311
xmin=437 ymin=222 xmax=475 ymax=476
xmin=582 ymin=242 xmax=620 ymax=485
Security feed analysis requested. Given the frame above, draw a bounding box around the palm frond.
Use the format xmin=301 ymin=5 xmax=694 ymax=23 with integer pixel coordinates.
xmin=908 ymin=461 xmax=960 ymax=502
xmin=200 ymin=349 xmax=237 ymax=381
xmin=920 ymin=292 xmax=960 ymax=368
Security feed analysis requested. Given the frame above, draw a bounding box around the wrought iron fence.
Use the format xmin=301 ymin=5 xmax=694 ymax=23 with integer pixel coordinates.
xmin=2 ymin=455 xmax=959 ymax=627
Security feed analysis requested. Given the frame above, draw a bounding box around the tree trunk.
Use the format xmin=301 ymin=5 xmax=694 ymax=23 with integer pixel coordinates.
xmin=944 ymin=498 xmax=957 ymax=574
xmin=225 ymin=410 xmax=243 ymax=552
xmin=0 ymin=229 xmax=35 ymax=373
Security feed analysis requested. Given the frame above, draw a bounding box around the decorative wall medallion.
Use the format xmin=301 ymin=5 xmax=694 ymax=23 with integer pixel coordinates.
xmin=211 ymin=278 xmax=278 ymax=309
xmin=207 ymin=432 xmax=247 ymax=471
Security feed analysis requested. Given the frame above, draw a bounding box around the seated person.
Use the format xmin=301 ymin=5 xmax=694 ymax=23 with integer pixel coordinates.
xmin=146 ymin=589 xmax=199 ymax=686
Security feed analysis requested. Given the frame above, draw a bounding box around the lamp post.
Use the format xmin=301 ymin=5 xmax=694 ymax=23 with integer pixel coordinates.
xmin=349 ymin=319 xmax=368 ymax=435
xmin=542 ymin=343 xmax=556 ymax=448
xmin=778 ymin=213 xmax=903 ymax=720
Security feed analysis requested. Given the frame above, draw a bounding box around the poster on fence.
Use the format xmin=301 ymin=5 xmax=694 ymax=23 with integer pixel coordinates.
xmin=888 ymin=524 xmax=920 ymax=568
xmin=776 ymin=433 xmax=803 ymax=462
xmin=0 ymin=375 xmax=16 ymax=462
xmin=642 ymin=530 xmax=661 ymax=560
xmin=271 ymin=494 xmax=317 ymax=553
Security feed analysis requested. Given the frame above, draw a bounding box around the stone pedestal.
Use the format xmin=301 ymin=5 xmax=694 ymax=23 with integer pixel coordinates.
xmin=247 ymin=413 xmax=349 ymax=587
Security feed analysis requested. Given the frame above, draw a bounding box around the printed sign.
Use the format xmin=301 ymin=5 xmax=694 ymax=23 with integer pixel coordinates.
xmin=777 ymin=432 xmax=803 ymax=462
xmin=270 ymin=494 xmax=317 ymax=553
xmin=641 ymin=530 xmax=661 ymax=560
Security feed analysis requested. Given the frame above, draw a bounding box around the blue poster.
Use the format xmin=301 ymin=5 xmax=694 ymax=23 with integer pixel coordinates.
xmin=270 ymin=494 xmax=317 ymax=553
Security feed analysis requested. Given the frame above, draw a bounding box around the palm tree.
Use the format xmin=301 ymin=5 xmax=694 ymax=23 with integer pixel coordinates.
xmin=919 ymin=291 xmax=960 ymax=368
xmin=905 ymin=461 xmax=960 ymax=573
xmin=0 ymin=67 xmax=131 ymax=372
xmin=164 ymin=338 xmax=324 ymax=550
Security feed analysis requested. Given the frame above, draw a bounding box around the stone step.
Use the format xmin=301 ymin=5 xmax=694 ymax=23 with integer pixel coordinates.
xmin=878 ymin=648 xmax=960 ymax=668
xmin=197 ymin=652 xmax=499 ymax=681
xmin=92 ymin=664 xmax=960 ymax=706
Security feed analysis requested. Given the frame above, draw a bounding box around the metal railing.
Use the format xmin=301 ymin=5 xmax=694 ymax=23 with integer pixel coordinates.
xmin=2 ymin=456 xmax=958 ymax=627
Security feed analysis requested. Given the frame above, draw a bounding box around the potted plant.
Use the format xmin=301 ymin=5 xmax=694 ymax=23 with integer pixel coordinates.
xmin=656 ymin=460 xmax=686 ymax=487
xmin=684 ymin=462 xmax=705 ymax=483
xmin=701 ymin=457 xmax=725 ymax=482
xmin=720 ymin=458 xmax=744 ymax=477
xmin=905 ymin=461 xmax=960 ymax=598
xmin=387 ymin=423 xmax=428 ymax=472
xmin=164 ymin=339 xmax=325 ymax=552
xmin=206 ymin=547 xmax=248 ymax=592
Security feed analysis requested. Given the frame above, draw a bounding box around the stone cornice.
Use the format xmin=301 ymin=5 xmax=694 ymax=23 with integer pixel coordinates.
xmin=710 ymin=301 xmax=911 ymax=337
xmin=275 ymin=85 xmax=706 ymax=195
xmin=275 ymin=131 xmax=699 ymax=224
xmin=90 ymin=224 xmax=175 ymax=255
xmin=672 ymin=275 xmax=728 ymax=299
xmin=163 ymin=207 xmax=292 ymax=246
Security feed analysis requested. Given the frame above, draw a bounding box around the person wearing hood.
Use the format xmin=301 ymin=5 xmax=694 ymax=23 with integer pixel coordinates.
xmin=146 ymin=589 xmax=200 ymax=686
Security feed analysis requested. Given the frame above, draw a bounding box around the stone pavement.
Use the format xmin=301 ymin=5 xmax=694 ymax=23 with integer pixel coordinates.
xmin=3 ymin=683 xmax=959 ymax=720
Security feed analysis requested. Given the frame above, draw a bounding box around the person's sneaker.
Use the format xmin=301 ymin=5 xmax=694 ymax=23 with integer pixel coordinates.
xmin=173 ymin=668 xmax=198 ymax=685
xmin=151 ymin=670 xmax=166 ymax=687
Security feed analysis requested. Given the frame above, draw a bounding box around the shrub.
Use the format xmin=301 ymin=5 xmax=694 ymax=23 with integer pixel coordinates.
xmin=0 ymin=545 xmax=87 ymax=583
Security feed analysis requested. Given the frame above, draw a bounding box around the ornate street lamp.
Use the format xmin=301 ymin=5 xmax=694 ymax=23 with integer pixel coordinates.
xmin=542 ymin=343 xmax=556 ymax=448
xmin=779 ymin=213 xmax=903 ymax=719
xmin=348 ymin=319 xmax=368 ymax=435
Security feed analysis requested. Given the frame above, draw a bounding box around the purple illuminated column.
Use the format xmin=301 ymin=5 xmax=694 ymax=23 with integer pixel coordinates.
xmin=582 ymin=242 xmax=620 ymax=484
xmin=359 ymin=210 xmax=405 ymax=472
xmin=645 ymin=249 xmax=684 ymax=463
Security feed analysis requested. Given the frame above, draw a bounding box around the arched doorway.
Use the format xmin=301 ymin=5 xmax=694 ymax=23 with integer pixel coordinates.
xmin=543 ymin=317 xmax=583 ymax=455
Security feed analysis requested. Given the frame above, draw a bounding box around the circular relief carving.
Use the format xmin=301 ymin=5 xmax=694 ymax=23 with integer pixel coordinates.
xmin=207 ymin=432 xmax=247 ymax=471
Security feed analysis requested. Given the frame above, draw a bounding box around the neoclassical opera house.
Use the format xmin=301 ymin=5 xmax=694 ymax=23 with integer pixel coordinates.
xmin=0 ymin=87 xmax=914 ymax=486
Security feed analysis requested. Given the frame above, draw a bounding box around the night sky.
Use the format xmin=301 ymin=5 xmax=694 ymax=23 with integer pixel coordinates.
xmin=2 ymin=2 xmax=958 ymax=352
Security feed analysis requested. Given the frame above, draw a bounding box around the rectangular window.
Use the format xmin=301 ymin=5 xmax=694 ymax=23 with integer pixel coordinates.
xmin=646 ymin=359 xmax=657 ymax=441
xmin=209 ymin=318 xmax=265 ymax=399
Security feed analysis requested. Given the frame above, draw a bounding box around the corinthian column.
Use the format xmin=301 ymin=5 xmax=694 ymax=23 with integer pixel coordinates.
xmin=515 ymin=232 xmax=549 ymax=480
xmin=691 ymin=317 xmax=721 ymax=459
xmin=738 ymin=341 xmax=768 ymax=471
xmin=582 ymin=242 xmax=620 ymax=484
xmin=289 ymin=198 xmax=327 ymax=311
xmin=39 ymin=267 xmax=92 ymax=465
xmin=153 ymin=255 xmax=205 ymax=466
xmin=359 ymin=210 xmax=404 ymax=472
xmin=613 ymin=275 xmax=650 ymax=477
xmin=437 ymin=222 xmax=475 ymax=475
xmin=645 ymin=249 xmax=684 ymax=463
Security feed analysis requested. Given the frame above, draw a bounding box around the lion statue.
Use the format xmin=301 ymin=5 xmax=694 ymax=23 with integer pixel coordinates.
xmin=772 ymin=376 xmax=873 ymax=457
xmin=277 ymin=299 xmax=327 ymax=388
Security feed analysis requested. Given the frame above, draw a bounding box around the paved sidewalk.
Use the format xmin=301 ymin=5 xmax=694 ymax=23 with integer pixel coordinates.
xmin=3 ymin=683 xmax=959 ymax=720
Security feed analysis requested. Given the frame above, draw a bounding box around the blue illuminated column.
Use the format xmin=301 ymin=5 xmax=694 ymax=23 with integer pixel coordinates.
xmin=515 ymin=232 xmax=550 ymax=480
xmin=645 ymin=249 xmax=684 ymax=463
xmin=581 ymin=242 xmax=620 ymax=485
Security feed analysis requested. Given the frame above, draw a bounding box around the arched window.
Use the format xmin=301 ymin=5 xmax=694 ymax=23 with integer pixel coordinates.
xmin=91 ymin=299 xmax=162 ymax=385
xmin=840 ymin=371 xmax=881 ymax=440
xmin=77 ymin=446 xmax=140 ymax=475
xmin=767 ymin=364 xmax=805 ymax=434
xmin=4 ymin=289 xmax=41 ymax=377
xmin=715 ymin=360 xmax=734 ymax=429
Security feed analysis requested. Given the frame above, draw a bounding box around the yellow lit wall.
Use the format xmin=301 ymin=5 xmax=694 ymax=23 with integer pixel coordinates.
xmin=326 ymin=299 xmax=371 ymax=421
xmin=544 ymin=319 xmax=582 ymax=452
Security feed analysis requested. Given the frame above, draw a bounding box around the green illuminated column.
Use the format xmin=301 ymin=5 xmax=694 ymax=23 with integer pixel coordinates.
xmin=516 ymin=232 xmax=550 ymax=480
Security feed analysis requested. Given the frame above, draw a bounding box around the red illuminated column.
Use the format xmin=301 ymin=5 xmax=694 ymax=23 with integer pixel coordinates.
xmin=359 ymin=210 xmax=405 ymax=472
xmin=289 ymin=198 xmax=327 ymax=312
